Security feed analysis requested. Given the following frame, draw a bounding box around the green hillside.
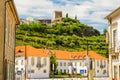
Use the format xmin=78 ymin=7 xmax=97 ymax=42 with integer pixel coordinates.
xmin=16 ymin=18 xmax=108 ymax=57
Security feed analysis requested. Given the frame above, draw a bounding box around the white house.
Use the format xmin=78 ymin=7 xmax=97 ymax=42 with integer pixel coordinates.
xmin=15 ymin=46 xmax=108 ymax=79
xmin=105 ymin=6 xmax=120 ymax=80
xmin=52 ymin=50 xmax=109 ymax=77
xmin=15 ymin=46 xmax=50 ymax=79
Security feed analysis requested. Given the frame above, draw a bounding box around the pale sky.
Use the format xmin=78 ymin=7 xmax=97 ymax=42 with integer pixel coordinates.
xmin=14 ymin=0 xmax=120 ymax=33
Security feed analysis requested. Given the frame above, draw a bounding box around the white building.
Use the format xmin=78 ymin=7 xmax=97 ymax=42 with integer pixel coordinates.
xmin=20 ymin=17 xmax=52 ymax=24
xmin=105 ymin=6 xmax=120 ymax=80
xmin=15 ymin=46 xmax=50 ymax=79
xmin=52 ymin=50 xmax=109 ymax=77
xmin=15 ymin=46 xmax=108 ymax=79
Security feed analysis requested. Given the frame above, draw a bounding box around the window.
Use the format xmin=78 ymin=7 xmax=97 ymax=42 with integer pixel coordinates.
xmin=37 ymin=57 xmax=41 ymax=70
xmin=100 ymin=60 xmax=102 ymax=66
xmin=31 ymin=57 xmax=34 ymax=66
xmin=21 ymin=68 xmax=23 ymax=71
xmin=85 ymin=70 xmax=86 ymax=73
xmin=43 ymin=70 xmax=47 ymax=73
xmin=68 ymin=62 xmax=71 ymax=66
xmin=97 ymin=60 xmax=99 ymax=66
xmin=80 ymin=62 xmax=82 ymax=66
xmin=64 ymin=70 xmax=66 ymax=74
xmin=75 ymin=62 xmax=77 ymax=66
xmin=31 ymin=70 xmax=34 ymax=73
xmin=85 ymin=63 xmax=87 ymax=66
xmin=97 ymin=70 xmax=99 ymax=73
xmin=113 ymin=30 xmax=117 ymax=48
xmin=60 ymin=62 xmax=62 ymax=66
xmin=37 ymin=57 xmax=41 ymax=64
xmin=64 ymin=62 xmax=66 ymax=66
xmin=103 ymin=70 xmax=106 ymax=74
xmin=104 ymin=60 xmax=106 ymax=67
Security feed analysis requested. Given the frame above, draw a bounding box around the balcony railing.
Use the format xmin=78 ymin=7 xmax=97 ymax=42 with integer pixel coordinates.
xmin=109 ymin=47 xmax=119 ymax=55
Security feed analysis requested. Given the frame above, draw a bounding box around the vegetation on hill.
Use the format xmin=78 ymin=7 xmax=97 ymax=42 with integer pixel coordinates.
xmin=16 ymin=17 xmax=108 ymax=57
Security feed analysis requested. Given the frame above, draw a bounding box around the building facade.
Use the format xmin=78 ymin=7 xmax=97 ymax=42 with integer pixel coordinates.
xmin=15 ymin=46 xmax=50 ymax=79
xmin=36 ymin=18 xmax=51 ymax=24
xmin=15 ymin=46 xmax=108 ymax=79
xmin=0 ymin=0 xmax=19 ymax=80
xmin=20 ymin=17 xmax=52 ymax=24
xmin=52 ymin=50 xmax=109 ymax=77
xmin=105 ymin=6 xmax=120 ymax=80
xmin=52 ymin=11 xmax=62 ymax=24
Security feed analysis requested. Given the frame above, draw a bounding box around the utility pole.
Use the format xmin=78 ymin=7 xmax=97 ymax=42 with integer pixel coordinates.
xmin=86 ymin=40 xmax=89 ymax=80
xmin=25 ymin=45 xmax=27 ymax=80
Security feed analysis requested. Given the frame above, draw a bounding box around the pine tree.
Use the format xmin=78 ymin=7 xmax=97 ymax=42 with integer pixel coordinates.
xmin=66 ymin=13 xmax=68 ymax=18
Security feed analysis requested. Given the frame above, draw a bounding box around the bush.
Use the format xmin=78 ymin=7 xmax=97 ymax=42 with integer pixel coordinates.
xmin=58 ymin=70 xmax=62 ymax=75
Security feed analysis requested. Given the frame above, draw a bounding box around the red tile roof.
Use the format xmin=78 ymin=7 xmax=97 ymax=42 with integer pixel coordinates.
xmin=16 ymin=46 xmax=107 ymax=60
xmin=15 ymin=45 xmax=49 ymax=57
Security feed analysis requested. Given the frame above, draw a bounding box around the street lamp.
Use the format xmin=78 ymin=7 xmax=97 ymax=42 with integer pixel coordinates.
xmin=18 ymin=50 xmax=22 ymax=56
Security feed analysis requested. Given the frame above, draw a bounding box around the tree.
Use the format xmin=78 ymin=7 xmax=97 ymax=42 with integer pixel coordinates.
xmin=103 ymin=28 xmax=107 ymax=36
xmin=66 ymin=13 xmax=68 ymax=18
xmin=50 ymin=53 xmax=57 ymax=73
xmin=75 ymin=15 xmax=77 ymax=20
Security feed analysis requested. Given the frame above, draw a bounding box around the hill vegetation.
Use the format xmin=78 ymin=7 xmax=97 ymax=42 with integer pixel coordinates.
xmin=16 ymin=17 xmax=108 ymax=57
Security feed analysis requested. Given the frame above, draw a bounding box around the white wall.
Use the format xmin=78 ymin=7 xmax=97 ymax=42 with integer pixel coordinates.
xmin=57 ymin=60 xmax=87 ymax=76
xmin=27 ymin=56 xmax=50 ymax=79
xmin=15 ymin=57 xmax=25 ymax=71
xmin=95 ymin=59 xmax=109 ymax=77
xmin=111 ymin=14 xmax=120 ymax=52
xmin=57 ymin=59 xmax=109 ymax=77
xmin=108 ymin=11 xmax=120 ymax=80
xmin=15 ymin=56 xmax=50 ymax=79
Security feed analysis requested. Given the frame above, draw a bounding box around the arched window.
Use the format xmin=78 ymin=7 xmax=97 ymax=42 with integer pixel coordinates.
xmin=37 ymin=57 xmax=41 ymax=64
xmin=37 ymin=57 xmax=41 ymax=70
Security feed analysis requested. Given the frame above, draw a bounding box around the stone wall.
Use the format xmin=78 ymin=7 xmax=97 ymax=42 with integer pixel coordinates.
xmin=0 ymin=0 xmax=18 ymax=80
xmin=0 ymin=0 xmax=5 ymax=80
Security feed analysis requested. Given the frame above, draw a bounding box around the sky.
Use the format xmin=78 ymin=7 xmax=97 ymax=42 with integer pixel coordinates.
xmin=14 ymin=0 xmax=120 ymax=33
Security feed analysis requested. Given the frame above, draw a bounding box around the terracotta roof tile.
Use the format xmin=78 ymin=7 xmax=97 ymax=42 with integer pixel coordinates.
xmin=51 ymin=50 xmax=70 ymax=60
xmin=16 ymin=46 xmax=107 ymax=60
xmin=15 ymin=45 xmax=49 ymax=57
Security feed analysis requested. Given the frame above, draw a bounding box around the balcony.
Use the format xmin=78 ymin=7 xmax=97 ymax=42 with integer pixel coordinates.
xmin=109 ymin=47 xmax=119 ymax=56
